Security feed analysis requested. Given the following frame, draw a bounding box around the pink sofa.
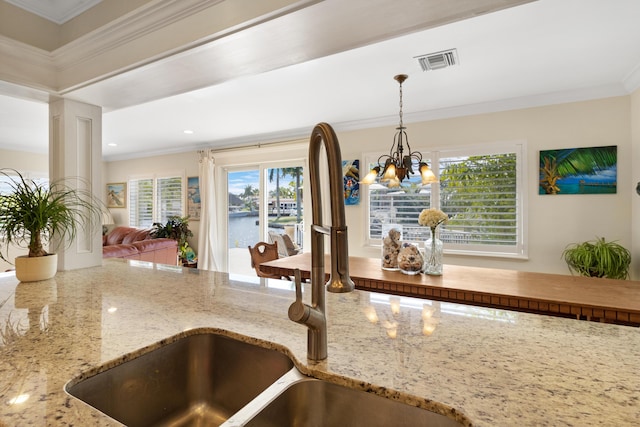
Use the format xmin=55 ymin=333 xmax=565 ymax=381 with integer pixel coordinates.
xmin=103 ymin=226 xmax=178 ymax=265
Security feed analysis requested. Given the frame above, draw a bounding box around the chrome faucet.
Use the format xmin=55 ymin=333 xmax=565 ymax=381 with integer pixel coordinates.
xmin=288 ymin=123 xmax=355 ymax=361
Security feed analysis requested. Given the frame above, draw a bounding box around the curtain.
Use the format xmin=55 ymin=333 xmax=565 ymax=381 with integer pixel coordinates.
xmin=197 ymin=149 xmax=219 ymax=271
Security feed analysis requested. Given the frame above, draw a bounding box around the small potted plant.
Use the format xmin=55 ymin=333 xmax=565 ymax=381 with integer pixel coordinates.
xmin=151 ymin=215 xmax=195 ymax=265
xmin=562 ymin=237 xmax=631 ymax=279
xmin=0 ymin=169 xmax=104 ymax=282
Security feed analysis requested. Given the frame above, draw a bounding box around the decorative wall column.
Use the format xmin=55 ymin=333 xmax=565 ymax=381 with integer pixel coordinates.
xmin=49 ymin=98 xmax=103 ymax=271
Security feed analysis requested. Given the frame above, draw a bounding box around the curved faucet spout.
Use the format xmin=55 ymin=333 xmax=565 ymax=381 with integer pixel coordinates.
xmin=308 ymin=123 xmax=355 ymax=294
xmin=288 ymin=122 xmax=355 ymax=361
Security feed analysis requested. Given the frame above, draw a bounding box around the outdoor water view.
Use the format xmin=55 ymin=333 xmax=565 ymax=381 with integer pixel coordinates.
xmin=227 ymin=166 xmax=303 ymax=274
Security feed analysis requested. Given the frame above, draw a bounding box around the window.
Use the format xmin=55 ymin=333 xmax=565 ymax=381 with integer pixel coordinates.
xmin=129 ymin=175 xmax=183 ymax=228
xmin=1 ymin=172 xmax=48 ymax=243
xmin=366 ymin=142 xmax=526 ymax=258
xmin=369 ymin=171 xmax=431 ymax=243
xmin=226 ymin=163 xmax=304 ymax=275
xmin=0 ymin=172 xmax=48 ymax=195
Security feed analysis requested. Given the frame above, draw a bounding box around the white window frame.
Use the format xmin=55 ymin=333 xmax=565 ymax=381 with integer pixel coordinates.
xmin=363 ymin=141 xmax=527 ymax=259
xmin=128 ymin=172 xmax=185 ymax=228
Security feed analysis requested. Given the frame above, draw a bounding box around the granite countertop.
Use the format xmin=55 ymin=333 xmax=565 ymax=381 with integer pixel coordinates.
xmin=0 ymin=260 xmax=638 ymax=426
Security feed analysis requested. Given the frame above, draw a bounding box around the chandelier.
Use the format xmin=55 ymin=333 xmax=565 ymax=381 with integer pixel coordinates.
xmin=360 ymin=74 xmax=437 ymax=188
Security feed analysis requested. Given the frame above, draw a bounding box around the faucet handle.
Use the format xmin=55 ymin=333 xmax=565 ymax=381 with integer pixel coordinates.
xmin=288 ymin=269 xmax=310 ymax=323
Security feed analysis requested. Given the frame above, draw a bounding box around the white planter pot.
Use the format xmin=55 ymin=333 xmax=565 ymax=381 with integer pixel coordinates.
xmin=15 ymin=253 xmax=58 ymax=282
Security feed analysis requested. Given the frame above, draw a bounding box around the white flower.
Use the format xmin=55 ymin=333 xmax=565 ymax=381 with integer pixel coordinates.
xmin=418 ymin=208 xmax=448 ymax=229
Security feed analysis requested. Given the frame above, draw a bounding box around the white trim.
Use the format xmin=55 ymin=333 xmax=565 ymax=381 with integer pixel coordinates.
xmin=0 ymin=36 xmax=55 ymax=92
xmin=54 ymin=0 xmax=319 ymax=93
xmin=623 ymin=61 xmax=640 ymax=93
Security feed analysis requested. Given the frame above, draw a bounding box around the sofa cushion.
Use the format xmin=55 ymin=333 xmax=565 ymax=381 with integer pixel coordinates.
xmin=102 ymin=244 xmax=139 ymax=258
xmin=132 ymin=239 xmax=177 ymax=253
xmin=105 ymin=226 xmax=139 ymax=246
xmin=122 ymin=228 xmax=150 ymax=244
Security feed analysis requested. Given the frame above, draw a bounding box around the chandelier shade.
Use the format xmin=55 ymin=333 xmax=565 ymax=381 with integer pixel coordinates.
xmin=360 ymin=74 xmax=438 ymax=187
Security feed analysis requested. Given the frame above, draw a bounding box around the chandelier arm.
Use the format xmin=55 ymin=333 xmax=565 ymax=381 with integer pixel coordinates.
xmin=389 ymin=131 xmax=402 ymax=159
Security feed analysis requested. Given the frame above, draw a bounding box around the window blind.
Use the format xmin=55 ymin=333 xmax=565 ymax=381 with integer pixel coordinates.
xmin=439 ymin=153 xmax=518 ymax=247
xmin=129 ymin=178 xmax=153 ymax=227
xmin=157 ymin=176 xmax=183 ymax=223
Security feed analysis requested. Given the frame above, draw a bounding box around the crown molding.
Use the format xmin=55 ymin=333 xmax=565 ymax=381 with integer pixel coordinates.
xmin=0 ymin=36 xmax=56 ymax=93
xmin=1 ymin=0 xmax=318 ymax=95
xmin=52 ymin=0 xmax=222 ymax=89
xmin=53 ymin=0 xmax=224 ymax=64
xmin=0 ymin=79 xmax=51 ymax=103
xmin=623 ymin=61 xmax=640 ymax=94
xmin=338 ymin=83 xmax=631 ymax=133
xmin=53 ymin=0 xmax=318 ymax=93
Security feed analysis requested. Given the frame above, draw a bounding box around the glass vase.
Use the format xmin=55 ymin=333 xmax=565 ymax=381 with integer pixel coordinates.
xmin=424 ymin=228 xmax=443 ymax=275
xmin=380 ymin=224 xmax=402 ymax=271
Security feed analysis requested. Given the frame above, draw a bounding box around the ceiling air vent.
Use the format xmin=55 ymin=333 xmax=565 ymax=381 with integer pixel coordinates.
xmin=415 ymin=49 xmax=458 ymax=72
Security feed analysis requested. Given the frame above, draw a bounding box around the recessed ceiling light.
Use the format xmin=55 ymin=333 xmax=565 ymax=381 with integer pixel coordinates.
xmin=107 ymin=143 xmax=117 ymax=147
xmin=183 ymin=130 xmax=194 ymax=135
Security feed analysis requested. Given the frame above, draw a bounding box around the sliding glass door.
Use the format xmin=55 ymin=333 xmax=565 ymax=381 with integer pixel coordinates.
xmin=227 ymin=168 xmax=260 ymax=275
xmin=266 ymin=166 xmax=304 ymax=253
xmin=226 ymin=163 xmax=304 ymax=276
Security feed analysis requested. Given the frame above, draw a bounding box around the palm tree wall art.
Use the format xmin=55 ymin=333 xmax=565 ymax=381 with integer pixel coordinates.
xmin=539 ymin=145 xmax=617 ymax=195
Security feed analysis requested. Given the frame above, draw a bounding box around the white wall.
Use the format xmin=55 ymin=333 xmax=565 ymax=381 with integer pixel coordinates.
xmin=0 ymin=148 xmax=48 ymax=172
xmin=102 ymin=95 xmax=635 ymax=277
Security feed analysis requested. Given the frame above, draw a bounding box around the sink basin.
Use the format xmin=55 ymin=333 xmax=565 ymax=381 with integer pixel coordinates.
xmin=67 ymin=331 xmax=467 ymax=427
xmin=244 ymin=377 xmax=465 ymax=427
xmin=65 ymin=332 xmax=294 ymax=427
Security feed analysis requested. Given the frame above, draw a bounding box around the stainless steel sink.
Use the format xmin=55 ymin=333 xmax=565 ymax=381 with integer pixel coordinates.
xmin=244 ymin=376 xmax=465 ymax=427
xmin=67 ymin=331 xmax=467 ymax=427
xmin=65 ymin=332 xmax=294 ymax=427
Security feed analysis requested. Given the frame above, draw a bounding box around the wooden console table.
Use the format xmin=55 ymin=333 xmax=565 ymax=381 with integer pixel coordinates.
xmin=261 ymin=254 xmax=640 ymax=326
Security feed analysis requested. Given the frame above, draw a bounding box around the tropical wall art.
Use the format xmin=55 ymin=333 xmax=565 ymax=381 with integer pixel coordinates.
xmin=539 ymin=145 xmax=617 ymax=195
xmin=343 ymin=159 xmax=360 ymax=205
xmin=187 ymin=176 xmax=201 ymax=220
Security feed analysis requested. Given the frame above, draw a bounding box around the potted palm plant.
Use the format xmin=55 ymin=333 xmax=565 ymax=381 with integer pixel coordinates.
xmin=562 ymin=237 xmax=631 ymax=280
xmin=0 ymin=169 xmax=104 ymax=282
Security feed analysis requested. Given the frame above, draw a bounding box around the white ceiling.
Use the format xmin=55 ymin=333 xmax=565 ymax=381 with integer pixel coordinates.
xmin=1 ymin=0 xmax=640 ymax=162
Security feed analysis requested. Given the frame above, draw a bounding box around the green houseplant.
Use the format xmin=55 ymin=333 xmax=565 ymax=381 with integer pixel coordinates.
xmin=562 ymin=237 xmax=631 ymax=280
xmin=150 ymin=215 xmax=195 ymax=264
xmin=0 ymin=169 xmax=104 ymax=282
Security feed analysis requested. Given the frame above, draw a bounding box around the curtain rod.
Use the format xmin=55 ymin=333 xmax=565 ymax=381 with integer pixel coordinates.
xmin=197 ymin=136 xmax=306 ymax=156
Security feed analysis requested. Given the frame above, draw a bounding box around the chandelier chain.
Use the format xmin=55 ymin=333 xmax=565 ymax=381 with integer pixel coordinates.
xmin=398 ymin=79 xmax=404 ymax=129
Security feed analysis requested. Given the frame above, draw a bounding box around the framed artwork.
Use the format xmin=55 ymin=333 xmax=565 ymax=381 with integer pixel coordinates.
xmin=539 ymin=145 xmax=617 ymax=195
xmin=187 ymin=176 xmax=201 ymax=220
xmin=343 ymin=159 xmax=360 ymax=205
xmin=106 ymin=182 xmax=127 ymax=208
